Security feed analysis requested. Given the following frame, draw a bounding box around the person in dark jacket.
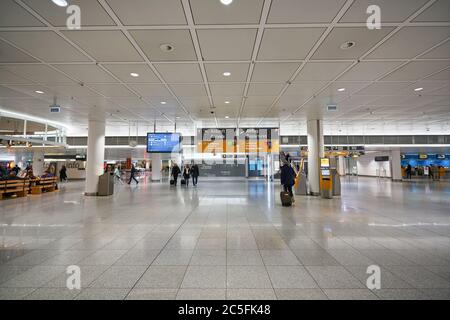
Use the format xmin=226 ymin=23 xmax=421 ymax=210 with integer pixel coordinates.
xmin=128 ymin=164 xmax=139 ymax=185
xmin=406 ymin=164 xmax=412 ymax=179
xmin=59 ymin=165 xmax=68 ymax=182
xmin=182 ymin=164 xmax=191 ymax=187
xmin=191 ymin=163 xmax=199 ymax=186
xmin=171 ymin=163 xmax=181 ymax=186
xmin=12 ymin=165 xmax=21 ymax=175
xmin=280 ymin=161 xmax=296 ymax=203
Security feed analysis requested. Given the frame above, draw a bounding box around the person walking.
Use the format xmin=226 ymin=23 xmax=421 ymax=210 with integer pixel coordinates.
xmin=114 ymin=166 xmax=123 ymax=184
xmin=183 ymin=164 xmax=191 ymax=187
xmin=59 ymin=165 xmax=68 ymax=182
xmin=128 ymin=164 xmax=139 ymax=185
xmin=191 ymin=163 xmax=199 ymax=186
xmin=171 ymin=163 xmax=181 ymax=186
xmin=280 ymin=160 xmax=296 ymax=204
xmin=406 ymin=164 xmax=412 ymax=179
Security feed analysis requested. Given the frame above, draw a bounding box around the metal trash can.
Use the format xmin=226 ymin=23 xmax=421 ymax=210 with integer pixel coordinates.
xmin=98 ymin=172 xmax=114 ymax=196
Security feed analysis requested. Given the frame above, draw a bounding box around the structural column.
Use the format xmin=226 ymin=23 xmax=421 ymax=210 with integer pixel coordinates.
xmin=85 ymin=108 xmax=105 ymax=196
xmin=390 ymin=149 xmax=402 ymax=181
xmin=338 ymin=155 xmax=346 ymax=176
xmin=32 ymin=150 xmax=44 ymax=176
xmin=151 ymin=153 xmax=162 ymax=182
xmin=307 ymin=119 xmax=324 ymax=196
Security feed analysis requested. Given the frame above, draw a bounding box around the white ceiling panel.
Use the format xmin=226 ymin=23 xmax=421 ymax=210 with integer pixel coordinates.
xmin=382 ymin=61 xmax=450 ymax=81
xmin=318 ymin=81 xmax=371 ymax=97
xmin=354 ymin=82 xmax=411 ymax=95
xmin=212 ymin=96 xmax=241 ymax=108
xmin=245 ymin=96 xmax=275 ymax=107
xmin=169 ymin=84 xmax=207 ymax=97
xmin=367 ymin=27 xmax=450 ymax=59
xmin=251 ymin=62 xmax=299 ymax=82
xmin=0 ymin=68 xmax=34 ymax=84
xmin=427 ymin=67 xmax=450 ymax=81
xmin=413 ymin=0 xmax=450 ymax=22
xmin=209 ymin=83 xmax=245 ymax=96
xmin=0 ymin=85 xmax=32 ymax=98
xmin=106 ymin=0 xmax=186 ymax=26
xmin=130 ymin=30 xmax=196 ymax=62
xmin=0 ymin=31 xmax=89 ymax=62
xmin=190 ymin=0 xmax=264 ymax=25
xmin=295 ymin=62 xmax=353 ymax=81
xmin=205 ymin=63 xmax=250 ymax=82
xmin=340 ymin=0 xmax=429 ymax=23
xmin=247 ymin=83 xmax=285 ymax=96
xmin=0 ymin=40 xmax=38 ymax=63
xmin=338 ymin=61 xmax=404 ymax=81
xmin=258 ymin=28 xmax=325 ymax=60
xmin=63 ymin=30 xmax=142 ymax=62
xmin=23 ymin=0 xmax=115 ymax=26
xmin=312 ymin=27 xmax=394 ymax=60
xmin=88 ymin=84 xmax=135 ymax=97
xmin=103 ymin=64 xmax=161 ymax=83
xmin=54 ymin=64 xmax=118 ymax=83
xmin=267 ymin=0 xmax=347 ymax=23
xmin=3 ymin=64 xmax=74 ymax=84
xmin=276 ymin=95 xmax=309 ymax=108
xmin=0 ymin=0 xmax=44 ymax=27
xmin=154 ymin=63 xmax=203 ymax=83
xmin=128 ymin=84 xmax=172 ymax=97
xmin=178 ymin=97 xmax=210 ymax=109
xmin=420 ymin=40 xmax=450 ymax=59
xmin=48 ymin=84 xmax=100 ymax=98
xmin=197 ymin=29 xmax=257 ymax=61
xmin=284 ymin=81 xmax=327 ymax=96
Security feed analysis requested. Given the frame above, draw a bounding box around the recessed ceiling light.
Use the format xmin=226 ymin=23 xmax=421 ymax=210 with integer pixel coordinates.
xmin=51 ymin=0 xmax=68 ymax=7
xmin=225 ymin=116 xmax=230 ymax=119
xmin=160 ymin=101 xmax=167 ymax=105
xmin=414 ymin=87 xmax=424 ymax=92
xmin=223 ymin=72 xmax=231 ymax=77
xmin=130 ymin=72 xmax=139 ymax=77
xmin=35 ymin=90 xmax=44 ymax=94
xmin=220 ymin=0 xmax=233 ymax=5
xmin=225 ymin=101 xmax=230 ymax=104
xmin=340 ymin=41 xmax=356 ymax=50
xmin=337 ymin=88 xmax=346 ymax=92
xmin=176 ymin=116 xmax=180 ymax=119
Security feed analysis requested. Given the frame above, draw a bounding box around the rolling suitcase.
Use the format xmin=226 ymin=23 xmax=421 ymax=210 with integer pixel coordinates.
xmin=280 ymin=191 xmax=292 ymax=207
xmin=170 ymin=179 xmax=175 ymax=186
xmin=181 ymin=179 xmax=186 ymax=186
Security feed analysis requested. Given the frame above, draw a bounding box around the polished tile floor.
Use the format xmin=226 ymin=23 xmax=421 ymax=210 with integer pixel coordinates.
xmin=0 ymin=177 xmax=449 ymax=300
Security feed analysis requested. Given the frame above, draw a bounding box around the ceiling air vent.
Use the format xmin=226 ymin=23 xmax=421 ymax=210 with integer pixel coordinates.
xmin=327 ymin=105 xmax=338 ymax=112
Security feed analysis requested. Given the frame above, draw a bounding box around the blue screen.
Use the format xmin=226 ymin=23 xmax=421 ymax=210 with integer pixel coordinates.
xmin=147 ymin=133 xmax=180 ymax=153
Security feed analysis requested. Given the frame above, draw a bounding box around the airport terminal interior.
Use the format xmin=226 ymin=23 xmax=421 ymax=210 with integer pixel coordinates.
xmin=0 ymin=0 xmax=449 ymax=300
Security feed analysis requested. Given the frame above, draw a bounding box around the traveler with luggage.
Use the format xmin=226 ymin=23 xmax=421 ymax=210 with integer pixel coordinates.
xmin=171 ymin=163 xmax=181 ymax=186
xmin=191 ymin=163 xmax=199 ymax=186
xmin=182 ymin=164 xmax=191 ymax=187
xmin=280 ymin=160 xmax=296 ymax=206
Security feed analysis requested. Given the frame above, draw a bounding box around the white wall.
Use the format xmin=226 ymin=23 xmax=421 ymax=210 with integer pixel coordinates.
xmin=357 ymin=152 xmax=391 ymax=178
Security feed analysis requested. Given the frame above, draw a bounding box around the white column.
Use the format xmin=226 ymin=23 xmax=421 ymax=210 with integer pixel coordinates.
xmin=32 ymin=150 xmax=44 ymax=176
xmin=85 ymin=108 xmax=105 ymax=196
xmin=338 ymin=155 xmax=346 ymax=176
xmin=307 ymin=119 xmax=324 ymax=196
xmin=391 ymin=149 xmax=402 ymax=181
xmin=151 ymin=153 xmax=162 ymax=182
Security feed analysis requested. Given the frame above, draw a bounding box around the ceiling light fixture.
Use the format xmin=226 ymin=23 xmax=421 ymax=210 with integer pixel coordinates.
xmin=225 ymin=101 xmax=230 ymax=104
xmin=130 ymin=73 xmax=139 ymax=77
xmin=340 ymin=41 xmax=356 ymax=50
xmin=225 ymin=116 xmax=230 ymax=119
xmin=220 ymin=0 xmax=233 ymax=5
xmin=35 ymin=90 xmax=44 ymax=94
xmin=223 ymin=72 xmax=231 ymax=77
xmin=51 ymin=0 xmax=68 ymax=7
xmin=414 ymin=87 xmax=424 ymax=92
xmin=337 ymin=88 xmax=346 ymax=92
xmin=160 ymin=101 xmax=167 ymax=105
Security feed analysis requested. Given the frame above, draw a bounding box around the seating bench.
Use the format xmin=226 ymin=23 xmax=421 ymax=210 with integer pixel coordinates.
xmin=31 ymin=176 xmax=58 ymax=194
xmin=0 ymin=179 xmax=29 ymax=200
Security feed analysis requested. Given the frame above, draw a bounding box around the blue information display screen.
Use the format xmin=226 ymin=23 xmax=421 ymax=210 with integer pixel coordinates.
xmin=147 ymin=133 xmax=181 ymax=153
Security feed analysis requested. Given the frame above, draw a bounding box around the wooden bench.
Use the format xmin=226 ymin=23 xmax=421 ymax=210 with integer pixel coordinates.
xmin=0 ymin=179 xmax=29 ymax=200
xmin=30 ymin=176 xmax=58 ymax=194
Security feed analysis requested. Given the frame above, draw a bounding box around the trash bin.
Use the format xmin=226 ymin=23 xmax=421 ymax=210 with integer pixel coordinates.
xmin=98 ymin=172 xmax=114 ymax=196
